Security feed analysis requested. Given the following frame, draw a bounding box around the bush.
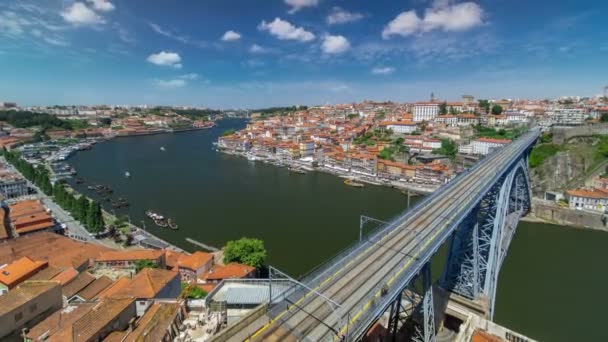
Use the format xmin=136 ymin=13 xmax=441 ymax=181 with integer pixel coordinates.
xmin=529 ymin=144 xmax=561 ymax=168
xmin=224 ymin=237 xmax=266 ymax=268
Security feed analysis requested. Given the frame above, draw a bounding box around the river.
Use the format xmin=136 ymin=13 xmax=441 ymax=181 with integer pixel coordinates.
xmin=67 ymin=119 xmax=608 ymax=341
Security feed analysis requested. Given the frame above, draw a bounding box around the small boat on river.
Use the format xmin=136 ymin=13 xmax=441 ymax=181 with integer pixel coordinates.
xmin=344 ymin=178 xmax=365 ymax=188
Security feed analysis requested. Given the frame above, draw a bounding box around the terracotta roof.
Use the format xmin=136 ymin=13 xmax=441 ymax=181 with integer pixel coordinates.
xmin=0 ymin=207 xmax=8 ymax=240
xmin=0 ymin=256 xmax=47 ymax=288
xmin=0 ymin=232 xmax=112 ymax=270
xmin=201 ymin=263 xmax=256 ymax=281
xmin=0 ymin=281 xmax=60 ymax=316
xmin=26 ymin=303 xmax=95 ymax=341
xmin=96 ymin=249 xmax=164 ymax=263
xmin=110 ymin=268 xmax=179 ymax=299
xmin=119 ymin=302 xmax=182 ymax=342
xmin=63 ymin=272 xmax=95 ymax=299
xmin=197 ymin=283 xmax=217 ymax=294
xmin=472 ymin=330 xmax=503 ymax=342
xmin=96 ymin=277 xmax=130 ymax=299
xmin=28 ymin=265 xmax=63 ymax=281
xmin=164 ymin=250 xmax=188 ymax=270
xmin=178 ymin=251 xmax=213 ymax=271
xmin=52 ymin=267 xmax=79 ymax=285
xmin=75 ymin=276 xmax=113 ymax=301
xmin=72 ymin=298 xmax=135 ymax=342
xmin=566 ymin=188 xmax=608 ymax=199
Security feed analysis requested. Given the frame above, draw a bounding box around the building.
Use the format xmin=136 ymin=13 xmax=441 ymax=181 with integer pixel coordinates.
xmin=177 ymin=251 xmax=214 ymax=283
xmin=9 ymin=200 xmax=55 ymax=236
xmin=0 ymin=174 xmax=28 ymax=199
xmin=549 ymin=108 xmax=586 ymax=126
xmin=109 ymin=268 xmax=181 ymax=317
xmin=0 ymin=256 xmax=48 ymax=294
xmin=0 ymin=232 xmax=112 ymax=272
xmin=25 ymin=303 xmax=95 ymax=341
xmin=413 ymin=102 xmax=440 ymax=122
xmin=376 ymin=160 xmax=417 ymax=181
xmin=103 ymin=302 xmax=185 ymax=342
xmin=0 ymin=281 xmax=63 ymax=340
xmin=71 ymin=298 xmax=136 ymax=342
xmin=565 ymin=188 xmax=608 ymax=212
xmin=415 ymin=162 xmax=452 ymax=185
xmin=95 ymin=249 xmax=166 ymax=270
xmin=469 ymin=138 xmax=511 ymax=155
xmin=379 ymin=121 xmax=417 ymax=134
xmin=62 ymin=272 xmax=96 ymax=302
xmin=200 ymin=263 xmax=256 ymax=285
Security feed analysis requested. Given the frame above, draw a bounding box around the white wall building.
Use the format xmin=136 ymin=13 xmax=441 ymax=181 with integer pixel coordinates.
xmin=471 ymin=138 xmax=511 ymax=155
xmin=548 ymin=108 xmax=586 ymax=126
xmin=413 ymin=103 xmax=440 ymax=122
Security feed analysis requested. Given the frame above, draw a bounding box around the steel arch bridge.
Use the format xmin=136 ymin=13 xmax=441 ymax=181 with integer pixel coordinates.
xmin=234 ymin=129 xmax=540 ymax=342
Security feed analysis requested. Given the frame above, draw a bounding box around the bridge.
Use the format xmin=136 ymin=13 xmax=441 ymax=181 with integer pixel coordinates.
xmin=218 ymin=129 xmax=540 ymax=342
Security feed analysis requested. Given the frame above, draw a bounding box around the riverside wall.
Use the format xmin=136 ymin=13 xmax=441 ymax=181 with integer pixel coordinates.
xmin=524 ymin=198 xmax=608 ymax=232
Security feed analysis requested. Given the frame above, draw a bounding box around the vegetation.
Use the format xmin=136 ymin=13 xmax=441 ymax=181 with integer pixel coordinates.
xmin=439 ymin=102 xmax=448 ymax=115
xmin=474 ymin=125 xmax=526 ymax=140
xmin=224 ymin=237 xmax=266 ymax=268
xmin=491 ymin=105 xmax=503 ymax=115
xmin=478 ymin=100 xmax=490 ymax=114
xmin=253 ymin=106 xmax=308 ymax=118
xmin=600 ymin=113 xmax=608 ymax=122
xmin=0 ymin=110 xmax=74 ymax=130
xmin=433 ymin=139 xmax=458 ymax=160
xmin=65 ymin=119 xmax=90 ymax=130
xmin=539 ymin=132 xmax=553 ymax=144
xmin=222 ymin=129 xmax=236 ymax=136
xmin=135 ymin=260 xmax=159 ymax=272
xmin=98 ymin=117 xmax=112 ymax=126
xmin=529 ymin=143 xmax=562 ymax=168
xmin=347 ymin=113 xmax=359 ymax=119
xmin=181 ymin=282 xmax=208 ymax=299
xmin=3 ymin=149 xmax=105 ymax=233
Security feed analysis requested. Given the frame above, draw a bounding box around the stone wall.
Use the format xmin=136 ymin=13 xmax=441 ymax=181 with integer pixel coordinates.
xmin=552 ymin=123 xmax=608 ymax=144
xmin=527 ymin=198 xmax=608 ymax=232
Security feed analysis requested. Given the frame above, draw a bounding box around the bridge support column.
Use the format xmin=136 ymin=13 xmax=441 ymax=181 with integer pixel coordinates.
xmin=441 ymin=158 xmax=531 ymax=320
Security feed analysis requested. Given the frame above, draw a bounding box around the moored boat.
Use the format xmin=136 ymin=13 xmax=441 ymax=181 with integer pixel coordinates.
xmin=344 ymin=178 xmax=365 ymax=188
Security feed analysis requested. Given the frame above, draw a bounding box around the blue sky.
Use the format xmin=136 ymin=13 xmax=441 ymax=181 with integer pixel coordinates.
xmin=0 ymin=0 xmax=606 ymax=108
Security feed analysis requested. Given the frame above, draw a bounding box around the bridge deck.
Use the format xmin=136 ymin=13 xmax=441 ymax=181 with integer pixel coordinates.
xmin=244 ymin=131 xmax=539 ymax=342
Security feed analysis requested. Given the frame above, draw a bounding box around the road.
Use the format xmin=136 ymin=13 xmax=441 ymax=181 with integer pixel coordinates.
xmin=247 ymin=131 xmax=539 ymax=341
xmin=1 ymin=156 xmax=109 ymax=246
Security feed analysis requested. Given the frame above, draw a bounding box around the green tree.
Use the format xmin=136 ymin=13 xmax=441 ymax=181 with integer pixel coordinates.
xmin=491 ymin=105 xmax=503 ymax=115
xmin=86 ymin=201 xmax=104 ymax=233
xmin=601 ymin=113 xmax=608 ymax=122
xmin=75 ymin=196 xmax=89 ymax=222
xmin=439 ymin=102 xmax=448 ymax=115
xmin=135 ymin=260 xmax=158 ymax=272
xmin=223 ymin=237 xmax=266 ymax=268
xmin=478 ymin=100 xmax=490 ymax=114
xmin=222 ymin=129 xmax=236 ymax=136
xmin=181 ymin=283 xmax=207 ymax=299
xmin=433 ymin=139 xmax=458 ymax=160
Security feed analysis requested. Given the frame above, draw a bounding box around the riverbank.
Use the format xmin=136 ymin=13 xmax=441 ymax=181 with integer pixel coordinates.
xmin=219 ymin=149 xmax=438 ymax=194
xmin=524 ymin=197 xmax=608 ymax=232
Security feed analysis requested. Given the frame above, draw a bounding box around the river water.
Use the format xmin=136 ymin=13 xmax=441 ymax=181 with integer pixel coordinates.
xmin=67 ymin=119 xmax=608 ymax=341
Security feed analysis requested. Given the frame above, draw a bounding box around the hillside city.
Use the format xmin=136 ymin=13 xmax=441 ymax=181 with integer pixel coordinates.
xmin=0 ymin=92 xmax=607 ymax=341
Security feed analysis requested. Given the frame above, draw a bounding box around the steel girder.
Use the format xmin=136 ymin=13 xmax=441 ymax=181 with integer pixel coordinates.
xmin=441 ymin=156 xmax=532 ymax=319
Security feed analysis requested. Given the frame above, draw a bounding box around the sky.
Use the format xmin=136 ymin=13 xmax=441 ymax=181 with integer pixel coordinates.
xmin=0 ymin=0 xmax=607 ymax=108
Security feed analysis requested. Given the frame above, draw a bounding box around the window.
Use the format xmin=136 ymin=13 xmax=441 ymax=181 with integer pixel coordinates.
xmin=14 ymin=312 xmax=23 ymax=322
xmin=29 ymin=303 xmax=38 ymax=313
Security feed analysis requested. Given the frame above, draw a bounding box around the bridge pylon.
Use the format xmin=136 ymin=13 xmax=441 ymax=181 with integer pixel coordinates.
xmin=441 ymin=157 xmax=532 ymax=320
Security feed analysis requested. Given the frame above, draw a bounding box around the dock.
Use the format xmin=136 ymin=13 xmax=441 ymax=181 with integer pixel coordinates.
xmin=186 ymin=237 xmax=220 ymax=252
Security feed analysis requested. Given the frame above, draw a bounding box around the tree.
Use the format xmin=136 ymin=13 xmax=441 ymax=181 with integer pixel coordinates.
xmin=223 ymin=237 xmax=266 ymax=268
xmin=135 ymin=260 xmax=158 ymax=272
xmin=478 ymin=100 xmax=490 ymax=114
xmin=86 ymin=201 xmax=104 ymax=233
xmin=439 ymin=102 xmax=448 ymax=115
xmin=432 ymin=139 xmax=458 ymax=160
xmin=181 ymin=283 xmax=207 ymax=299
xmin=601 ymin=113 xmax=608 ymax=122
xmin=75 ymin=196 xmax=89 ymax=222
xmin=222 ymin=129 xmax=236 ymax=136
xmin=491 ymin=105 xmax=503 ymax=115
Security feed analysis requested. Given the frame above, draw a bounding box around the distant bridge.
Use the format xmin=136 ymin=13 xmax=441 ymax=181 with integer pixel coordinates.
xmin=220 ymin=130 xmax=540 ymax=342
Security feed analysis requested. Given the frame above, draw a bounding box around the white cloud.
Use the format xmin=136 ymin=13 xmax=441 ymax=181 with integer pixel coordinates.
xmin=155 ymin=79 xmax=186 ymax=89
xmin=371 ymin=67 xmax=395 ymax=75
xmin=221 ymin=30 xmax=241 ymax=42
xmin=327 ymin=7 xmax=364 ymax=25
xmin=61 ymin=2 xmax=104 ymax=26
xmin=146 ymin=51 xmax=182 ymax=68
xmin=284 ymin=0 xmax=319 ymax=14
xmin=249 ymin=44 xmax=267 ymax=53
xmin=382 ymin=1 xmax=483 ymax=38
xmin=179 ymin=73 xmax=199 ymax=80
xmin=43 ymin=36 xmax=70 ymax=46
xmin=258 ymin=18 xmax=315 ymax=42
xmin=86 ymin=0 xmax=115 ymax=12
xmin=321 ymin=35 xmax=350 ymax=54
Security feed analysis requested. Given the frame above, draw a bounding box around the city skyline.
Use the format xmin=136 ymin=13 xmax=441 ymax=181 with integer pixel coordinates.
xmin=1 ymin=0 xmax=607 ymax=107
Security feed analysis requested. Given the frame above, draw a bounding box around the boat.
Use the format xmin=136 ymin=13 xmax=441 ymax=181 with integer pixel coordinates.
xmin=125 ymin=171 xmax=131 ymax=178
xmin=168 ymin=218 xmax=178 ymax=230
xmin=160 ymin=146 xmax=166 ymax=152
xmin=344 ymin=179 xmax=365 ymax=188
xmin=288 ymin=166 xmax=307 ymax=175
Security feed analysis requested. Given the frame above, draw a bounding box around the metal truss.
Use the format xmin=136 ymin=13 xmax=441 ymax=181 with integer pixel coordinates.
xmin=441 ymin=157 xmax=532 ymax=319
xmin=360 ymin=215 xmax=387 ymax=242
xmin=387 ymin=263 xmax=436 ymax=342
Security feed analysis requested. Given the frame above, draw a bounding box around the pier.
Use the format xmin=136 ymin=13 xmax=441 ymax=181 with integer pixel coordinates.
xmin=186 ymin=237 xmax=220 ymax=252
